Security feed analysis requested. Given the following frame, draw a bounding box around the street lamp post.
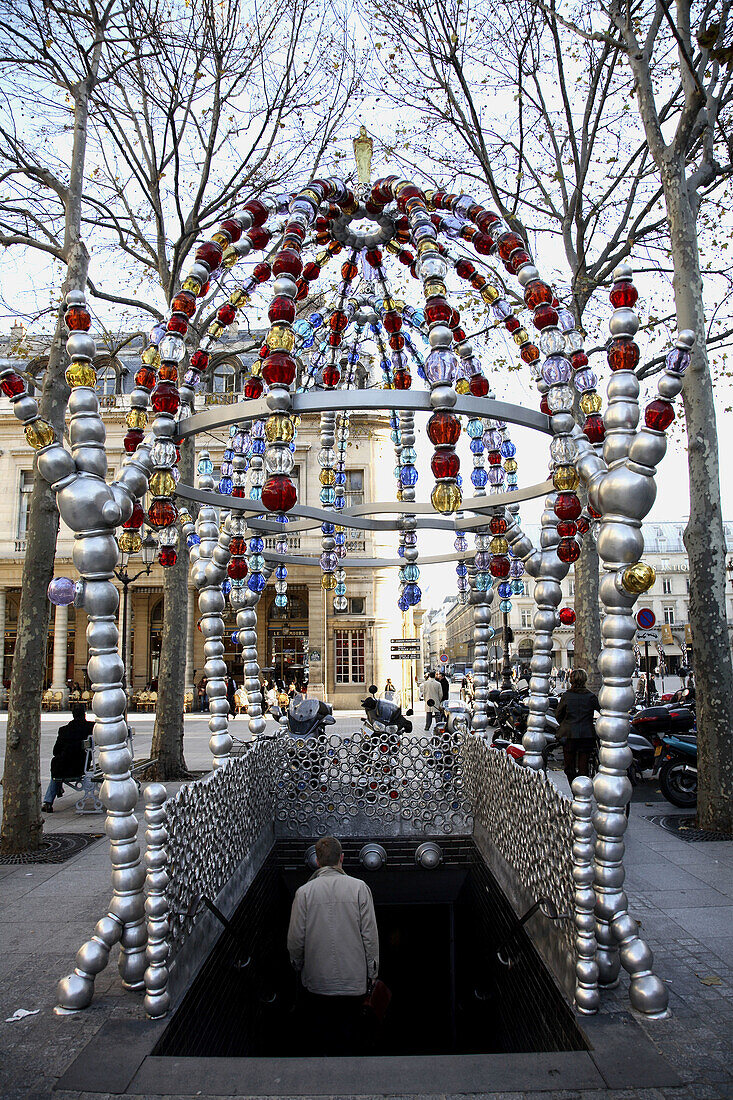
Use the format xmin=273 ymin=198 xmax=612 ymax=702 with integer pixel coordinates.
xmin=501 ymin=608 xmax=513 ymax=690
xmin=114 ymin=533 xmax=157 ymax=695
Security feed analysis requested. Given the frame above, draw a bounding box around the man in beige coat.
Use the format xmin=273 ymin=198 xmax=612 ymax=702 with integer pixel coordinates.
xmin=287 ymin=836 xmax=379 ymax=1048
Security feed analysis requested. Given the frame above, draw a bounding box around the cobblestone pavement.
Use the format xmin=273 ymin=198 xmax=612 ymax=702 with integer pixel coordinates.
xmin=0 ymin=706 xmax=731 ymax=1100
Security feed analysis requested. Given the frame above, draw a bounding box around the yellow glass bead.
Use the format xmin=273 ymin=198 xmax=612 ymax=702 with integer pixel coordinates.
xmin=183 ymin=277 xmax=202 ymax=294
xmin=292 ymin=415 xmax=302 ymax=428
xmin=141 ymin=345 xmax=160 ymax=367
xmin=513 ymin=328 xmax=529 ymax=345
xmin=383 ymin=381 xmax=395 ymax=390
xmin=222 ymin=247 xmax=238 ymax=270
xmin=316 ymin=251 xmax=330 ymax=266
xmin=149 ymin=471 xmax=176 ymax=496
xmin=250 ymin=362 xmax=262 ymax=377
xmin=383 ymin=297 xmax=397 ymax=312
xmin=212 ymin=232 xmax=229 ymax=246
xmin=267 ymin=324 xmax=294 ymax=352
xmin=480 ymin=284 xmax=500 ymax=304
xmin=126 ymin=408 xmax=147 ymax=430
xmin=178 ymin=511 xmax=192 ymax=526
xmin=230 ymin=288 xmax=248 ymax=307
xmin=503 ymin=458 xmax=518 ymax=474
xmin=416 ymin=238 xmax=436 ymax=254
xmin=396 ymin=487 xmax=404 ymax=501
xmin=386 ymin=241 xmax=401 ymax=255
xmin=24 ymin=418 xmax=54 ymax=449
xmin=335 ymin=525 xmax=345 ymax=534
xmin=431 ymin=481 xmax=462 ymax=515
xmin=321 ymin=573 xmax=337 ymax=590
xmin=300 ymin=188 xmax=321 ymax=205
xmin=553 ymin=465 xmax=579 ymax=491
xmin=490 ymin=536 xmax=509 ymax=554
xmin=580 ymin=392 xmax=602 ymax=414
xmin=319 ymin=469 xmax=336 ymax=486
xmin=265 ymin=414 xmax=294 ymax=443
xmin=423 ymin=279 xmax=447 ymax=299
xmin=622 ymin=562 xmax=656 ymax=595
xmin=208 ymin=321 xmax=225 ymax=339
xmin=118 ymin=530 xmax=142 ymax=554
xmin=65 ymin=361 xmax=96 ymax=388
xmin=424 ymin=190 xmax=437 ymax=209
xmin=340 ymin=195 xmax=358 ymax=215
xmin=455 ymin=378 xmax=470 ymax=395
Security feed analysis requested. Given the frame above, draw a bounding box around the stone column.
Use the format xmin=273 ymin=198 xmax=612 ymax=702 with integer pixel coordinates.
xmin=50 ymin=601 xmax=70 ymax=706
xmin=0 ymin=587 xmax=6 ymax=705
xmin=185 ymin=587 xmax=195 ymax=695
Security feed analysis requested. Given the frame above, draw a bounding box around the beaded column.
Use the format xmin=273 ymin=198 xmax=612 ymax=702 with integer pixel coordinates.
xmin=237 ymin=560 xmax=274 ymax=740
xmin=469 ymin=560 xmax=492 ymax=737
xmin=143 ymin=783 xmax=170 ymax=1019
xmin=571 ymin=776 xmax=599 ymax=1014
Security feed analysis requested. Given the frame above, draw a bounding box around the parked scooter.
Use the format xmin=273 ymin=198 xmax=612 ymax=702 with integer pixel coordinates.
xmin=654 ymin=731 xmax=698 ymax=807
xmin=283 ymin=693 xmax=336 ymax=740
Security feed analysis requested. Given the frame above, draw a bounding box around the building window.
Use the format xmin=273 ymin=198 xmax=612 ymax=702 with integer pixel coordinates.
xmin=335 ymin=629 xmax=365 ymax=683
xmin=212 ymin=361 xmax=237 ymax=393
xmin=347 ymin=597 xmax=365 ymax=615
xmin=568 ymin=580 xmax=574 ymax=597
xmin=96 ymin=365 xmax=118 ymax=398
xmin=520 ymin=608 xmax=532 ymax=628
xmin=345 ymin=469 xmax=364 ymax=508
xmin=17 ymin=471 xmax=33 ymax=541
xmin=662 ymin=577 xmax=672 ymax=594
xmin=663 ymin=605 xmax=675 ymax=625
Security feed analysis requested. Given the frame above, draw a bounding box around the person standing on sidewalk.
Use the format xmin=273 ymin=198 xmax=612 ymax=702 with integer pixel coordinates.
xmin=287 ymin=836 xmax=379 ymax=1051
xmin=555 ymin=668 xmax=600 ymax=784
xmin=423 ymin=672 xmax=443 ymax=730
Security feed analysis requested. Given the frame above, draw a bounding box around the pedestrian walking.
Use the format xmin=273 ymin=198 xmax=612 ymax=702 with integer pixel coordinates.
xmin=226 ymin=675 xmax=236 ymax=716
xmin=287 ymin=835 xmax=379 ymax=1052
xmin=41 ymin=703 xmax=94 ymax=812
xmin=197 ymin=676 xmax=208 ymax=712
xmin=437 ymin=670 xmax=449 ymax=701
xmin=555 ymin=668 xmax=600 ymax=785
xmin=423 ymin=672 xmax=443 ymax=730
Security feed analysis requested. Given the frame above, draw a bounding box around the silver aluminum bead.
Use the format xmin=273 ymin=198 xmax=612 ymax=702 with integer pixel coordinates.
xmin=609 ymin=308 xmax=639 ymax=338
xmin=428 ymin=325 xmax=452 ymax=348
xmin=429 ymin=385 xmax=457 ymax=409
xmin=66 ymin=332 xmax=96 ymax=359
xmin=273 ymin=275 xmax=298 ymax=298
xmin=266 ymin=389 xmax=292 ymax=412
xmin=188 ymin=262 xmax=209 ymax=283
xmin=516 ymin=264 xmax=539 ymax=287
xmin=12 ymin=394 xmax=38 ymax=422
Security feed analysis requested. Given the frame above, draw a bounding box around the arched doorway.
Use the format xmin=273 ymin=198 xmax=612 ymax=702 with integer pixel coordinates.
xmin=266 ymin=589 xmax=308 ymax=685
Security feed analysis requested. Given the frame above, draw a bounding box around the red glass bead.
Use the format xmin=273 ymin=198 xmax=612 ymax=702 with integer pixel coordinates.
xmin=607 ymin=338 xmax=639 ymax=371
xmin=533 ymin=304 xmax=559 ymax=330
xmin=426 ymin=411 xmax=460 ymax=446
xmin=195 ymin=241 xmax=223 ymax=270
xmin=228 ymin=558 xmax=249 ymax=579
xmin=322 ymin=366 xmax=341 ymax=387
xmin=576 ymin=516 xmax=590 ymax=534
xmin=490 ymin=556 xmax=511 ymax=578
xmin=473 ymin=233 xmax=494 ymax=255
xmin=364 ymin=200 xmax=383 ymax=216
xmin=253 ymin=262 xmax=272 ymax=283
xmin=284 ymin=222 xmax=305 ymax=243
xmin=248 ymin=226 xmax=270 ymax=250
xmin=151 ymin=382 xmax=180 ymax=414
xmin=244 ymin=376 xmax=264 ymax=399
xmin=232 ymin=486 xmax=246 ymax=498
xmin=587 ymin=504 xmax=601 ymax=518
xmin=261 ymin=474 xmax=297 ymax=513
xmin=584 ymin=413 xmax=606 ymax=442
xmin=198 ymin=280 xmax=210 ymax=298
xmin=505 ymin=315 xmax=520 ymax=333
xmin=171 ymin=292 xmax=196 ymax=318
xmin=148 ymin=500 xmax=178 ymax=528
xmin=328 ymin=334 xmax=342 ymax=347
xmin=555 ymin=492 xmax=582 ymax=520
xmin=524 ymin=281 xmax=552 ymax=309
xmin=262 ymin=353 xmax=296 ymax=387
xmin=398 ymin=250 xmax=414 ymax=266
xmin=389 ymin=334 xmax=405 ymax=351
xmin=295 ymin=281 xmax=308 ymax=302
xmin=644 ymin=399 xmax=675 ymax=431
xmin=393 ymin=369 xmax=411 ymax=389
xmin=159 ymin=364 xmax=177 ymax=382
xmin=229 ymin=537 xmax=247 ymax=555
xmin=167 ymin=316 xmax=187 ymax=335
xmin=431 ymin=449 xmax=460 ymax=479
xmin=487 ymin=451 xmax=501 ymax=465
xmin=497 ymin=232 xmax=524 ymax=261
xmin=341 ymin=261 xmax=359 ymax=280
xmin=219 ymin=218 xmax=242 ymax=243
xmin=449 ymin=308 xmax=460 ymax=328
xmin=469 ymin=374 xmax=489 ymax=397
xmin=425 ymin=298 xmax=452 ymax=325
xmin=557 ymin=520 xmax=578 ymax=538
xmin=273 ymin=249 xmax=303 ymax=278
xmin=521 ymin=344 xmax=540 ymax=364
xmin=190 ymin=350 xmax=210 ymax=371
xmin=217 ymin=304 xmax=236 ymax=325
xmin=65 ymin=306 xmax=91 ymax=330
xmin=460 ymin=225 xmax=477 ymax=241
xmin=509 ymin=250 xmax=531 ymax=273
xmin=159 ymin=548 xmax=177 ymax=567
xmin=559 ymin=607 xmax=576 ymax=625
xmin=123 ymin=429 xmax=144 ymax=453
xmin=330 ymin=311 xmax=348 ymax=333
xmin=0 ymin=373 xmax=24 ymax=397
xmin=123 ymin=502 xmax=144 ymax=529
xmin=475 ymin=210 xmax=500 ymax=232
xmin=268 ymin=297 xmax=296 ymax=323
xmin=303 ymin=262 xmax=321 ymax=281
xmin=540 ymin=395 xmax=551 ymax=415
xmin=244 ymin=199 xmax=268 ymax=226
xmin=383 ymin=311 xmax=402 ymax=333
xmin=557 ymin=538 xmax=581 ymax=564
xmin=366 ymin=249 xmax=382 ymax=266
xmin=571 ymin=351 xmax=588 ymax=370
xmin=489 ymin=516 xmax=507 ymax=535
xmin=609 ymin=281 xmax=638 ymax=308
xmin=456 ymin=259 xmax=475 ymax=279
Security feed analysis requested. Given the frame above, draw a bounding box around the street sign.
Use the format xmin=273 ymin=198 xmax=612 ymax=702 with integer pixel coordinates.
xmin=439 ymin=653 xmax=449 ymax=663
xmin=636 ymin=628 xmax=661 ymax=642
xmin=390 ymin=638 xmax=420 ymax=646
xmin=636 ymin=607 xmax=656 ymax=629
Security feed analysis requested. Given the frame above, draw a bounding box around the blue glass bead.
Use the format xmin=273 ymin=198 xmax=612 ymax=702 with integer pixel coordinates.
xmin=471 ymin=469 xmax=488 ymax=488
xmin=275 ymin=565 xmax=288 ymax=580
xmin=309 ymin=312 xmax=323 ymax=327
xmin=404 ymin=532 xmax=418 ymax=547
xmin=252 ymin=439 xmax=266 ymax=456
xmin=498 ymin=582 xmax=513 ymax=598
xmin=470 ymin=438 xmax=485 ymax=455
xmin=467 ymin=418 xmax=483 ymax=438
xmin=197 ymin=457 xmax=213 ymax=474
xmin=500 ymin=440 xmax=516 ymax=458
xmin=249 ymin=487 xmax=262 ymax=500
xmin=275 ymin=594 xmax=288 ymax=608
xmin=511 ymin=579 xmax=524 ymax=595
xmin=401 ymin=447 xmax=417 ymax=465
xmin=221 ymin=579 xmax=232 ymax=596
xmin=223 ymin=448 xmax=233 ymax=461
xmin=335 ymin=582 xmax=347 ymax=595
xmin=398 ymin=594 xmax=410 ymax=611
xmin=218 ymin=476 xmax=233 ymax=494
xmin=397 ymin=544 xmax=405 ymax=557
xmin=400 ymin=465 xmax=418 ymax=487
xmin=454 ymin=536 xmax=468 ymax=552
xmin=456 ymin=563 xmax=468 ymax=577
xmin=249 ymin=536 xmax=264 ymax=552
xmin=320 ymin=487 xmax=336 ymax=505
xmin=186 ymin=533 xmax=201 ymax=548
xmin=247 ymin=572 xmax=266 ymax=593
xmin=335 ymin=470 xmax=346 ymax=485
xmin=321 ymin=522 xmax=335 ymax=535
xmin=249 ymin=553 xmax=265 ymax=571
xmin=334 ymin=496 xmax=345 ymax=510
xmin=231 ymin=631 xmax=240 ymax=645
xmin=335 ymin=531 xmax=346 ymax=545
xmin=500 ymin=599 xmax=513 ymax=613
xmin=404 ymin=583 xmax=421 ymax=606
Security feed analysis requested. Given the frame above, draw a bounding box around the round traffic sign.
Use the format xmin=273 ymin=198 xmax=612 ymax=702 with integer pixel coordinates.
xmin=439 ymin=653 xmax=449 ymax=663
xmin=636 ymin=607 xmax=656 ymax=629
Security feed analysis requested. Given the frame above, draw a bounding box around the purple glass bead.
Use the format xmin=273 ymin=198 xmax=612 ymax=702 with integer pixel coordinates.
xmin=492 ymin=299 xmax=512 ymax=321
xmin=484 ymin=429 xmax=503 ymax=450
xmin=184 ymin=369 xmax=200 ymax=386
xmin=424 ymin=349 xmax=457 ymax=385
xmin=48 ymin=577 xmax=77 ymax=605
xmin=574 ymin=369 xmax=598 ymax=392
xmin=666 ymin=348 xmax=691 ymax=374
xmin=488 ymin=467 xmax=505 ymax=485
xmin=510 ymin=559 xmax=525 ymax=577
xmin=474 ymin=551 xmax=491 ymax=570
xmin=542 ymin=355 xmax=572 ymax=384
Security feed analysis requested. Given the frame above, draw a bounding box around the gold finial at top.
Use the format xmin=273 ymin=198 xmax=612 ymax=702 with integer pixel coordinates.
xmin=353 ymin=125 xmax=373 ymax=185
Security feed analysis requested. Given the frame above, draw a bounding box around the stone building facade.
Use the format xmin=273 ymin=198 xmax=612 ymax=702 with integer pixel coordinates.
xmin=0 ymin=326 xmax=412 ymax=709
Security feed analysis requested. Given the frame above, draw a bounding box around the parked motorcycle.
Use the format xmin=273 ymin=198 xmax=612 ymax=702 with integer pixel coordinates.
xmin=284 ymin=693 xmax=336 ymax=740
xmin=654 ymin=732 xmax=698 ymax=807
xmin=630 ymin=701 xmax=695 ymax=739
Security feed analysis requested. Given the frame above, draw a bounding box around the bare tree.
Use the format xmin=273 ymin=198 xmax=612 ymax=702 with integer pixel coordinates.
xmin=0 ymin=0 xmax=146 ymax=854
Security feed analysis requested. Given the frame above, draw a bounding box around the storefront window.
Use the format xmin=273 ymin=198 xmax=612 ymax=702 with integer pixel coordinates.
xmin=335 ymin=629 xmax=365 ymax=684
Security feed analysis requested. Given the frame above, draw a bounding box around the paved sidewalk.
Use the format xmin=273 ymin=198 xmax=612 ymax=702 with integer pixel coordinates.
xmin=0 ymin=708 xmax=731 ymax=1099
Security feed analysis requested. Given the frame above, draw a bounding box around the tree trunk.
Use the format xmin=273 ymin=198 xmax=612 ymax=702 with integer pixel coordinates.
xmin=665 ymin=169 xmax=733 ymax=832
xmin=0 ymin=263 xmax=82 ymax=853
xmin=573 ymin=533 xmax=602 ymax=693
xmin=150 ymin=437 xmax=194 ymax=779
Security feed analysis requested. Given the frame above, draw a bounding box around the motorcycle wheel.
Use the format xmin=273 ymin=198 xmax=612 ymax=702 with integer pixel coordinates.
xmin=659 ymin=759 xmax=697 ymax=807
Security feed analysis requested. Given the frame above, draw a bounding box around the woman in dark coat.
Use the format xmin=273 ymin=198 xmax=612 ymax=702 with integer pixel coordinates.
xmin=555 ymin=668 xmax=600 ymax=784
xmin=42 ymin=703 xmax=94 ymax=812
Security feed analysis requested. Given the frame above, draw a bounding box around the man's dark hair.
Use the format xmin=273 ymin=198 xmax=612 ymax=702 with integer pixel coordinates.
xmin=315 ymin=835 xmax=342 ymax=867
xmin=71 ymin=702 xmax=87 ymax=721
xmin=428 ymin=671 xmax=436 ymax=679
